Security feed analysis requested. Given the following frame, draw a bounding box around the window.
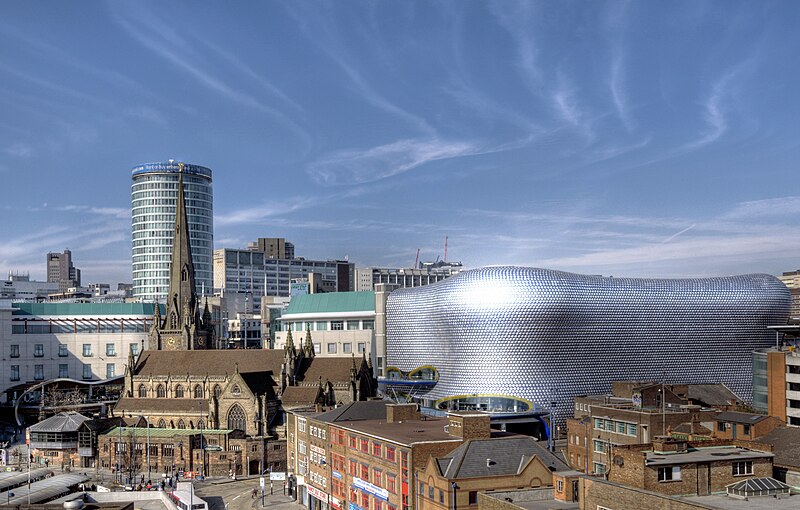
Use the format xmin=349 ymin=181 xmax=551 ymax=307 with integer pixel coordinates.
xmin=59 ymin=364 xmax=68 ymax=378
xmin=439 ymin=490 xmax=444 ymax=504
xmin=315 ymin=321 xmax=328 ymax=331
xmin=34 ymin=364 xmax=44 ymax=380
xmin=362 ymin=320 xmax=374 ymax=330
xmin=343 ymin=343 xmax=352 ymax=354
xmin=82 ymin=344 xmax=92 ymax=357
xmin=156 ymin=385 xmax=165 ymax=398
xmin=10 ymin=366 xmax=19 ymax=381
xmin=358 ymin=342 xmax=366 ymax=353
xmin=106 ymin=364 xmax=115 ymax=378
xmin=58 ymin=344 xmax=68 ymax=357
xmin=82 ymin=364 xmax=92 ymax=380
xmin=468 ymin=491 xmax=478 ymax=505
xmin=331 ymin=321 xmax=344 ymax=331
xmin=386 ymin=446 xmax=396 ymax=463
xmin=627 ymin=423 xmax=637 ymax=436
xmin=593 ymin=440 xmax=606 ymax=454
xmin=373 ymin=442 xmax=382 ymax=457
xmin=34 ymin=344 xmax=44 ymax=357
xmin=106 ymin=344 xmax=116 ymax=356
xmin=428 ymin=486 xmax=434 ymax=499
xmin=130 ymin=343 xmax=139 ymax=356
xmin=347 ymin=320 xmax=360 ymax=330
xmin=616 ymin=421 xmax=626 ymax=434
xmin=718 ymin=422 xmax=727 ymax=432
xmin=742 ymin=424 xmax=751 ymax=435
xmin=732 ymin=461 xmax=753 ymax=476
xmin=327 ymin=343 xmax=337 ymax=354
xmin=298 ymin=418 xmax=307 ymax=433
xmin=314 ymin=343 xmax=321 ymax=354
xmin=594 ymin=418 xmax=604 ymax=430
xmin=360 ymin=439 xmax=369 ymax=452
xmin=214 ymin=384 xmax=222 ymax=398
xmin=658 ymin=466 xmax=681 ymax=481
xmin=557 ymin=480 xmax=563 ymax=492
xmin=175 ymin=385 xmax=184 ymax=398
xmin=194 ymin=385 xmax=203 ymax=398
xmin=593 ymin=463 xmax=605 ymax=475
xmin=227 ymin=404 xmax=247 ymax=432
xmin=138 ymin=384 xmax=147 ymax=398
xmin=386 ymin=473 xmax=397 ymax=493
xmin=10 ymin=345 xmax=19 ymax=358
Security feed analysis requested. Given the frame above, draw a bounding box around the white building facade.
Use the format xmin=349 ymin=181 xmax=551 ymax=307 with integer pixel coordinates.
xmin=0 ymin=302 xmax=156 ymax=397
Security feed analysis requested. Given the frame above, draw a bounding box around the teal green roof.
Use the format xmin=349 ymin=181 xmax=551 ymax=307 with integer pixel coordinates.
xmin=12 ymin=303 xmax=163 ymax=317
xmin=285 ymin=292 xmax=375 ymax=315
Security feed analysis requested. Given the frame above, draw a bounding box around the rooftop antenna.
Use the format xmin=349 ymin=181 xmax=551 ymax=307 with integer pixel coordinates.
xmin=444 ymin=236 xmax=448 ymax=263
xmin=414 ymin=249 xmax=420 ymax=269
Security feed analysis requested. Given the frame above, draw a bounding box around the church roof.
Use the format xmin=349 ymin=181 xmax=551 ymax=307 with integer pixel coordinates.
xmin=134 ymin=349 xmax=285 ymax=377
xmin=281 ymin=386 xmax=323 ymax=405
xmin=296 ymin=356 xmax=360 ymax=384
xmin=115 ymin=398 xmax=208 ymax=413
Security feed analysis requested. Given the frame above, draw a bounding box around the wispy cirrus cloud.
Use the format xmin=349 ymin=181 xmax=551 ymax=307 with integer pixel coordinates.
xmin=685 ymin=60 xmax=753 ymax=150
xmin=3 ymin=142 xmax=33 ymax=158
xmin=309 ymin=138 xmax=496 ymax=186
xmin=110 ymin=4 xmax=311 ymax=149
xmin=57 ymin=205 xmax=129 ymax=219
xmin=723 ymin=196 xmax=800 ymax=219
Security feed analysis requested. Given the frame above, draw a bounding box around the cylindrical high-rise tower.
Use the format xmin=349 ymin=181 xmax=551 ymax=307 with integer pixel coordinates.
xmin=131 ymin=160 xmax=213 ymax=302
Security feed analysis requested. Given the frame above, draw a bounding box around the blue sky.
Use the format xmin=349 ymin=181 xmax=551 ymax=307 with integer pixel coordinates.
xmin=2 ymin=1 xmax=800 ymax=285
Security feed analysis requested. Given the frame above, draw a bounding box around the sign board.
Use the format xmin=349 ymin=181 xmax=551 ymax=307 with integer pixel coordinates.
xmin=354 ymin=477 xmax=389 ymax=501
xmin=349 ymin=503 xmax=363 ymax=510
xmin=332 ymin=470 xmax=343 ymax=479
xmin=260 ymin=476 xmax=266 ymax=488
xmin=306 ymin=484 xmax=328 ymax=503
xmin=331 ymin=496 xmax=341 ymax=510
xmin=270 ymin=472 xmax=286 ymax=481
xmin=290 ymin=282 xmax=309 ymax=297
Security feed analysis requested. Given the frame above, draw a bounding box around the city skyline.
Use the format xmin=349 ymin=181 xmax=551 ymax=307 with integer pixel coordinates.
xmin=2 ymin=1 xmax=800 ymax=284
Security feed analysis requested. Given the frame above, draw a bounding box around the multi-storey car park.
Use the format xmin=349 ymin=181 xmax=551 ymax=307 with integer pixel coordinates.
xmin=384 ymin=266 xmax=790 ymax=434
xmin=131 ymin=160 xmax=213 ymax=302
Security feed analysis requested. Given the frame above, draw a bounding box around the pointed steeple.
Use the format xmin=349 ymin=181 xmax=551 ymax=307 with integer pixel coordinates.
xmin=163 ymin=166 xmax=198 ymax=337
xmin=303 ymin=325 xmax=315 ymax=359
xmin=152 ymin=301 xmax=161 ymax=329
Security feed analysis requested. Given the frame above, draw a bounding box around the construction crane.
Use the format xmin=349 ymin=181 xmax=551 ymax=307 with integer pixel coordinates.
xmin=414 ymin=248 xmax=420 ymax=269
xmin=444 ymin=236 xmax=448 ymax=263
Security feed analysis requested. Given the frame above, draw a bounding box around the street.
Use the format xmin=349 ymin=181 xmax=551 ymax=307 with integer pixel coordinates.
xmin=195 ymin=478 xmax=302 ymax=510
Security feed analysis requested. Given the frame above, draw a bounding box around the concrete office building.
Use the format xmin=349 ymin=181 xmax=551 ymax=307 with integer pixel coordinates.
xmin=248 ymin=237 xmax=296 ymax=260
xmin=1 ymin=273 xmax=59 ymax=300
xmin=355 ymin=264 xmax=461 ymax=292
xmin=131 ymin=160 xmax=213 ymax=302
xmin=386 ymin=266 xmax=790 ymax=426
xmin=46 ymin=249 xmax=81 ymax=292
xmin=213 ymin=248 xmax=354 ymax=301
xmin=752 ymin=328 xmax=800 ymax=426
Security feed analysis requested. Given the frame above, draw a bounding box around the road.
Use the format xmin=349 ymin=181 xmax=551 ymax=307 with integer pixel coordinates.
xmin=195 ymin=478 xmax=302 ymax=510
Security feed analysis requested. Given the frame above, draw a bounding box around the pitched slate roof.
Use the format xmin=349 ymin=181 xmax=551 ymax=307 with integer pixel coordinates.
xmin=686 ymin=384 xmax=742 ymax=406
xmin=715 ymin=411 xmax=769 ymax=424
xmin=314 ymin=400 xmax=388 ymax=422
xmin=29 ymin=412 xmax=90 ymax=433
xmin=281 ymin=386 xmax=324 ymax=405
xmin=435 ymin=436 xmax=569 ymax=479
xmin=134 ymin=349 xmax=285 ymax=377
xmin=755 ymin=426 xmax=800 ymax=468
xmin=296 ymin=356 xmax=358 ymax=384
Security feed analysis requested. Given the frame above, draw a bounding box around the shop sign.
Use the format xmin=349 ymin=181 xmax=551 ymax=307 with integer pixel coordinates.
xmin=349 ymin=503 xmax=363 ymax=510
xmin=331 ymin=496 xmax=342 ymax=510
xmin=307 ymin=484 xmax=329 ymax=503
xmin=354 ymin=477 xmax=389 ymax=501
xmin=332 ymin=470 xmax=343 ymax=479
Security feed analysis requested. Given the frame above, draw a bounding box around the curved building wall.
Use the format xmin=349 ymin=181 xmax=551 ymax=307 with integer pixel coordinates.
xmin=131 ymin=161 xmax=213 ymax=302
xmin=386 ymin=266 xmax=790 ymax=423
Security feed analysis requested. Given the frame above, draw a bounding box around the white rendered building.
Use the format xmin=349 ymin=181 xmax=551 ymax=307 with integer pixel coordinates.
xmin=0 ymin=301 xmax=156 ymax=398
xmin=273 ymin=292 xmax=375 ymax=360
xmin=131 ymin=160 xmax=213 ymax=301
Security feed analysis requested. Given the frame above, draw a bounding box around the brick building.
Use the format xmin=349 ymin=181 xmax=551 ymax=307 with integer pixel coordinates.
xmin=417 ymin=436 xmax=568 ymax=510
xmin=287 ymin=402 xmax=496 ymax=510
xmin=712 ymin=411 xmax=783 ymax=441
xmin=566 ymin=382 xmax=730 ymax=474
xmin=606 ymin=437 xmax=773 ymax=496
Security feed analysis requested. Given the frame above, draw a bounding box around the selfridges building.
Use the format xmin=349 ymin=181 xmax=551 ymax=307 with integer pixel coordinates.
xmin=385 ymin=266 xmax=790 ymax=423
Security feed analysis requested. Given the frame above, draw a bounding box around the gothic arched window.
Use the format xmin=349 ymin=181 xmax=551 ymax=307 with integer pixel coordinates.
xmin=138 ymin=385 xmax=147 ymax=398
xmin=213 ymin=385 xmax=221 ymax=398
xmin=198 ymin=418 xmax=204 ymax=430
xmin=231 ymin=385 xmax=241 ymax=396
xmin=175 ymin=385 xmax=184 ymax=398
xmin=227 ymin=404 xmax=247 ymax=432
xmin=178 ymin=419 xmax=185 ymax=429
xmin=170 ymin=312 xmax=178 ymax=329
xmin=194 ymin=385 xmax=203 ymax=398
xmin=157 ymin=418 xmax=166 ymax=428
xmin=156 ymin=385 xmax=166 ymax=398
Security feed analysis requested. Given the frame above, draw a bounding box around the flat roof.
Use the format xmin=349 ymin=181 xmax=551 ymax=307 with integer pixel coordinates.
xmin=681 ymin=493 xmax=799 ymax=509
xmin=329 ymin=416 xmax=460 ymax=445
xmin=645 ymin=447 xmax=772 ymax=466
xmin=284 ymin=292 xmax=375 ymax=315
xmin=12 ymin=302 xmax=161 ymax=317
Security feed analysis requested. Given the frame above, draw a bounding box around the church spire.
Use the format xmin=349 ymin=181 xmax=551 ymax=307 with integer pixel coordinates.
xmin=164 ymin=167 xmax=197 ymax=324
xmin=303 ymin=324 xmax=315 ymax=359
